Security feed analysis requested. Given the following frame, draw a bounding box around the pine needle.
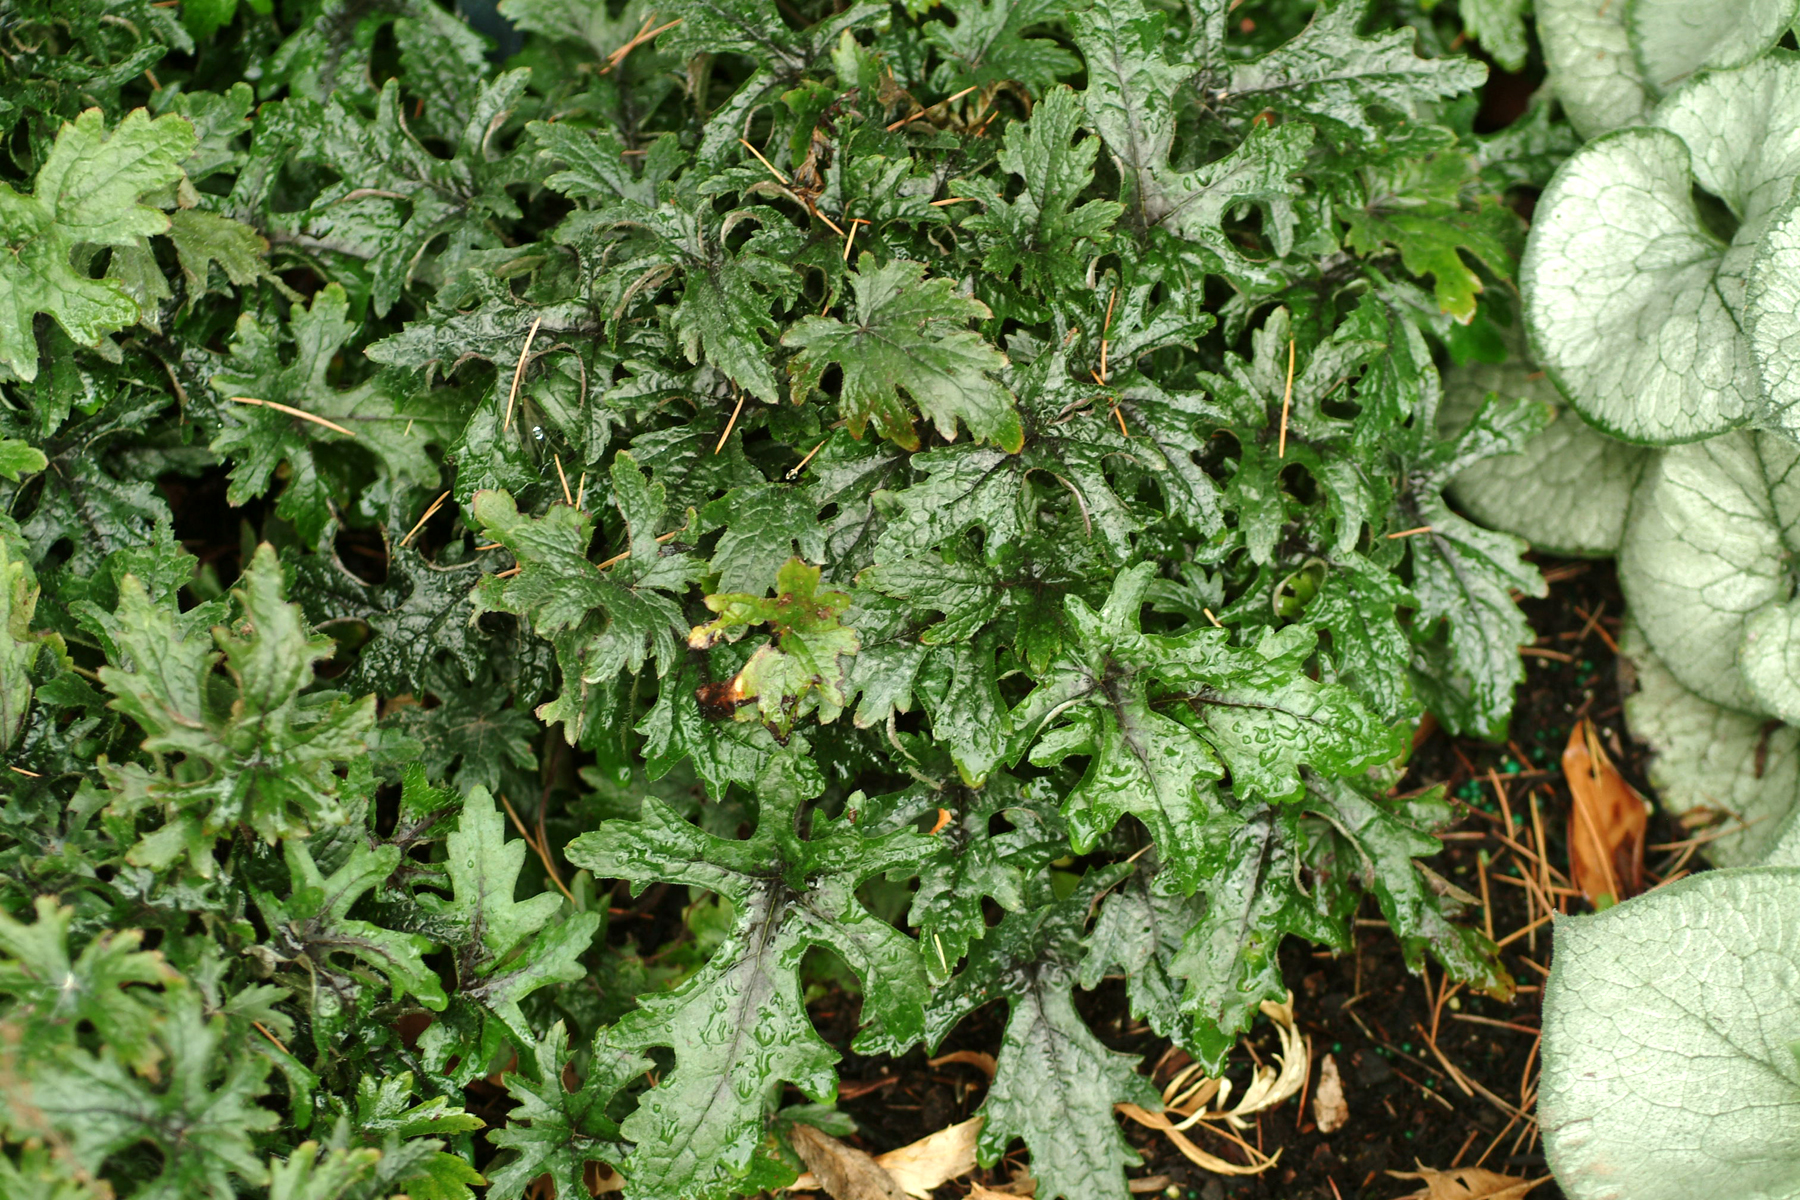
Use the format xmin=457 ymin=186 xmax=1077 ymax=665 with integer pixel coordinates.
xmin=398 ymin=490 xmax=450 ymax=548
xmin=787 ymin=439 xmax=827 ymax=479
xmin=738 ymin=137 xmax=790 ymax=185
xmin=252 ymin=1021 xmax=292 ymax=1055
xmin=595 ymin=527 xmax=686 ymax=571
xmin=1100 ymin=286 xmax=1117 ymax=383
xmin=500 ymin=793 xmax=576 ymax=904
xmin=715 ymin=392 xmax=745 ymax=454
xmin=886 ymin=84 xmax=978 ymax=131
xmin=600 ymin=14 xmax=681 ymax=75
xmin=554 ymin=452 xmax=573 ymax=507
xmin=1277 ymin=338 xmax=1295 ymax=458
xmin=229 ymin=397 xmax=356 ymax=438
xmin=503 ymin=315 xmax=545 ymax=433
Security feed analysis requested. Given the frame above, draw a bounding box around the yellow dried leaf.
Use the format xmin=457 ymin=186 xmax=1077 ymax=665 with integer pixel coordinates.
xmin=872 ymin=1116 xmax=981 ymax=1198
xmin=1387 ymin=1163 xmax=1550 ymax=1199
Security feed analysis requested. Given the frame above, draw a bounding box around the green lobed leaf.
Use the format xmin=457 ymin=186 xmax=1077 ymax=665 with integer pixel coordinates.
xmin=566 ymin=754 xmax=929 ymax=1200
xmin=1221 ymin=0 xmax=1488 ymax=141
xmin=0 ymin=107 xmax=196 ymax=379
xmin=250 ymin=838 xmax=448 ymax=1044
xmin=416 ymin=786 xmax=600 ymax=1045
xmin=91 ymin=543 xmax=377 ymax=870
xmin=17 ymin=993 xmax=281 ymax=1199
xmin=955 ymin=85 xmax=1124 ymax=295
xmin=1074 ymin=0 xmax=1316 ymax=271
xmin=209 ymin=284 xmax=443 ymax=543
xmin=1403 ymin=389 xmax=1550 ymax=738
xmin=861 ymin=768 xmax=1067 ymax=983
xmin=472 ymin=454 xmax=702 ymax=742
xmin=784 ymin=254 xmax=1023 ymax=452
xmin=0 ymin=897 xmax=176 ymax=1076
xmin=925 ymin=868 xmax=1160 ymax=1200
xmin=1459 ymin=0 xmax=1530 ymax=72
xmin=1079 ymin=863 xmax=1207 ymax=1050
xmin=924 ymin=0 xmax=1080 ymax=93
xmin=1012 ymin=563 xmax=1397 ymax=891
xmin=485 ymin=1022 xmax=629 ymax=1200
xmin=1303 ymin=774 xmax=1511 ymax=997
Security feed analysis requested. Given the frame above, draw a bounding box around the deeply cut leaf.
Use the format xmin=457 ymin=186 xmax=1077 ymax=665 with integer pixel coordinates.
xmin=0 ymin=108 xmax=195 ymax=378
xmin=784 ymin=255 xmax=1023 ymax=452
xmin=92 ymin=544 xmax=376 ymax=870
xmin=925 ymin=870 xmax=1160 ymax=1200
xmin=566 ymin=755 xmax=929 ymax=1200
xmin=416 ymin=787 xmax=600 ymax=1044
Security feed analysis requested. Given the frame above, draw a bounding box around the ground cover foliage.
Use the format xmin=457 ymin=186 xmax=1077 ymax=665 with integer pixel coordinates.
xmin=0 ymin=0 xmax=1571 ymax=1195
xmin=1481 ymin=4 xmax=1800 ymax=1198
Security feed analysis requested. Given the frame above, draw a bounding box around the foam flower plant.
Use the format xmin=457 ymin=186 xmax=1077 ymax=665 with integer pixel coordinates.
xmin=0 ymin=1 xmax=1565 ymax=1197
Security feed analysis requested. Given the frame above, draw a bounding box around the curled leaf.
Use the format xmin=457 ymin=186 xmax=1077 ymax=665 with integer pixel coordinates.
xmin=1562 ymin=719 xmax=1648 ymax=906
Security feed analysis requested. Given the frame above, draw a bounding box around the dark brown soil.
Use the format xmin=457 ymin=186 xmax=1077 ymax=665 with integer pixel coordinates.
xmin=816 ymin=556 xmax=1680 ymax=1200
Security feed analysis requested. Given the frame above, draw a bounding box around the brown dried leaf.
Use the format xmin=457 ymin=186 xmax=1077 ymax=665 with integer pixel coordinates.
xmin=789 ymin=1124 xmax=907 ymax=1200
xmin=1387 ymin=1164 xmax=1550 ymax=1199
xmin=1312 ymin=1053 xmax=1349 ymax=1134
xmin=790 ymin=1117 xmax=982 ymax=1199
xmin=1562 ymin=718 xmax=1647 ymax=906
